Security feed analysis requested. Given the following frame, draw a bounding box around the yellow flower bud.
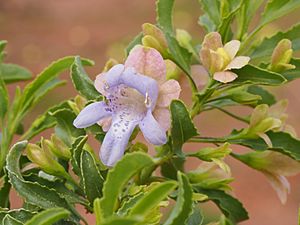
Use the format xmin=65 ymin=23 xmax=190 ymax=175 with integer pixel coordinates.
xmin=50 ymin=135 xmax=71 ymax=160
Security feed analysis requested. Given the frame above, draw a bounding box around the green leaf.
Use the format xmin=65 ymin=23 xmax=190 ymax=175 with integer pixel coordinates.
xmin=195 ymin=188 xmax=249 ymax=223
xmin=71 ymin=135 xmax=88 ymax=176
xmin=2 ymin=215 xmax=22 ymax=225
xmin=129 ymin=181 xmax=177 ymax=216
xmin=99 ymin=152 xmax=154 ymax=218
xmin=0 ymin=78 xmax=8 ymax=120
xmin=24 ymin=208 xmax=70 ymax=225
xmin=198 ymin=0 xmax=220 ymax=31
xmin=71 ymin=56 xmax=99 ymax=100
xmin=100 ymin=217 xmax=142 ymax=225
xmin=126 ymin=33 xmax=143 ymax=56
xmin=156 ymin=0 xmax=174 ymax=34
xmin=187 ymin=205 xmax=203 ymax=225
xmin=0 ymin=174 xmax=11 ymax=208
xmin=80 ymin=150 xmax=104 ymax=204
xmin=170 ymin=100 xmax=198 ymax=157
xmin=165 ymin=33 xmax=192 ymax=76
xmin=51 ymin=108 xmax=85 ymax=146
xmin=20 ymin=56 xmax=93 ymax=113
xmin=232 ymin=65 xmax=286 ymax=85
xmin=259 ymin=0 xmax=300 ymax=27
xmin=163 ymin=172 xmax=193 ymax=225
xmin=251 ymin=23 xmax=300 ymax=60
xmin=0 ymin=63 xmax=32 ymax=84
xmin=6 ymin=142 xmax=74 ymax=211
xmin=0 ymin=40 xmax=7 ymax=53
xmin=282 ymin=58 xmax=300 ymax=81
xmin=0 ymin=208 xmax=36 ymax=222
xmin=232 ymin=131 xmax=300 ymax=161
xmin=21 ymin=101 xmax=70 ymax=140
xmin=247 ymin=86 xmax=276 ymax=106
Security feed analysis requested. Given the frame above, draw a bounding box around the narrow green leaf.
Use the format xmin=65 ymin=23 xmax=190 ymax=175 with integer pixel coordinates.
xmin=163 ymin=172 xmax=193 ymax=225
xmin=0 ymin=63 xmax=32 ymax=83
xmin=80 ymin=150 xmax=104 ymax=204
xmin=251 ymin=23 xmax=300 ymax=60
xmin=198 ymin=0 xmax=220 ymax=31
xmin=24 ymin=208 xmax=70 ymax=225
xmin=100 ymin=217 xmax=142 ymax=225
xmin=71 ymin=135 xmax=88 ymax=176
xmin=232 ymin=65 xmax=286 ymax=85
xmin=187 ymin=205 xmax=203 ymax=225
xmin=126 ymin=33 xmax=143 ymax=56
xmin=71 ymin=56 xmax=99 ymax=100
xmin=230 ymin=131 xmax=300 ymax=161
xmin=94 ymin=198 xmax=102 ymax=225
xmin=2 ymin=215 xmax=22 ymax=225
xmin=170 ymin=100 xmax=198 ymax=157
xmin=0 ymin=40 xmax=7 ymax=53
xmin=156 ymin=0 xmax=174 ymax=34
xmin=0 ymin=174 xmax=11 ymax=208
xmin=21 ymin=101 xmax=70 ymax=140
xmin=260 ymin=0 xmax=300 ymax=27
xmin=129 ymin=181 xmax=177 ymax=216
xmin=0 ymin=78 xmax=8 ymax=120
xmin=99 ymin=152 xmax=154 ymax=218
xmin=195 ymin=187 xmax=249 ymax=223
xmin=247 ymin=86 xmax=276 ymax=106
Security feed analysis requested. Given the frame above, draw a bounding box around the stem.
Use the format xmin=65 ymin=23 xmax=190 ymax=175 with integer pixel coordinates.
xmin=208 ymin=105 xmax=250 ymax=123
xmin=189 ymin=136 xmax=228 ymax=143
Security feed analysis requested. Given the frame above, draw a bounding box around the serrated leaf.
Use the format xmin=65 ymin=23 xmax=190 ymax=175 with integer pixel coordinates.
xmin=24 ymin=208 xmax=70 ymax=225
xmin=251 ymin=23 xmax=300 ymax=61
xmin=195 ymin=187 xmax=249 ymax=223
xmin=71 ymin=135 xmax=88 ymax=176
xmin=99 ymin=152 xmax=154 ymax=218
xmin=6 ymin=142 xmax=74 ymax=211
xmin=156 ymin=0 xmax=174 ymax=34
xmin=71 ymin=56 xmax=99 ymax=100
xmin=0 ymin=208 xmax=36 ymax=223
xmin=198 ymin=0 xmax=220 ymax=31
xmin=0 ymin=77 xmax=8 ymax=120
xmin=247 ymin=86 xmax=276 ymax=106
xmin=232 ymin=65 xmax=286 ymax=85
xmin=129 ymin=181 xmax=177 ymax=217
xmin=80 ymin=150 xmax=104 ymax=204
xmin=260 ymin=0 xmax=300 ymax=27
xmin=0 ymin=63 xmax=32 ymax=84
xmin=282 ymin=58 xmax=300 ymax=81
xmin=163 ymin=172 xmax=193 ymax=225
xmin=170 ymin=100 xmax=198 ymax=157
xmin=126 ymin=33 xmax=143 ymax=56
xmin=231 ymin=131 xmax=300 ymax=161
xmin=2 ymin=215 xmax=22 ymax=225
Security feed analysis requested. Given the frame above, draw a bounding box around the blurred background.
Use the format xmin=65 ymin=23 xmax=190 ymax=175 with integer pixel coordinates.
xmin=1 ymin=0 xmax=300 ymax=224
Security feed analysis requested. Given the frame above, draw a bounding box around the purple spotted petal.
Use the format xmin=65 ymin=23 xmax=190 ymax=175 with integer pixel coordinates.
xmin=100 ymin=115 xmax=138 ymax=166
xmin=139 ymin=109 xmax=167 ymax=145
xmin=73 ymin=101 xmax=112 ymax=128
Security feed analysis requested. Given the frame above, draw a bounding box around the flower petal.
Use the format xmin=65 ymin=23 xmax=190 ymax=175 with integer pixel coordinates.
xmin=264 ymin=172 xmax=290 ymax=204
xmin=73 ymin=101 xmax=112 ymax=128
xmin=139 ymin=110 xmax=167 ymax=145
xmin=225 ymin=56 xmax=250 ymax=70
xmin=94 ymin=64 xmax=125 ymax=95
xmin=153 ymin=107 xmax=171 ymax=131
xmin=97 ymin=117 xmax=112 ymax=132
xmin=213 ymin=71 xmax=238 ymax=83
xmin=224 ymin=40 xmax=240 ymax=59
xmin=199 ymin=47 xmax=211 ymax=70
xmin=209 ymin=50 xmax=224 ymax=73
xmin=157 ymin=79 xmax=181 ymax=107
xmin=125 ymin=45 xmax=166 ymax=84
xmin=191 ymin=65 xmax=209 ymax=88
xmin=202 ymin=32 xmax=223 ymax=50
xmin=100 ymin=115 xmax=139 ymax=167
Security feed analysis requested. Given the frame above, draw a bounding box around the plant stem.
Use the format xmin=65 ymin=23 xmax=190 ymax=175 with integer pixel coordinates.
xmin=208 ymin=105 xmax=250 ymax=123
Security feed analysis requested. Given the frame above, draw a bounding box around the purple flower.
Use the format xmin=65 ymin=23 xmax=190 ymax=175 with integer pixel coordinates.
xmin=73 ymin=45 xmax=181 ymax=166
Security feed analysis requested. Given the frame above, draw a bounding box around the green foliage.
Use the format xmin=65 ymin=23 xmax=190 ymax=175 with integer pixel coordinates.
xmin=24 ymin=208 xmax=70 ymax=225
xmin=170 ymin=100 xmax=198 ymax=157
xmin=1 ymin=0 xmax=300 ymax=224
